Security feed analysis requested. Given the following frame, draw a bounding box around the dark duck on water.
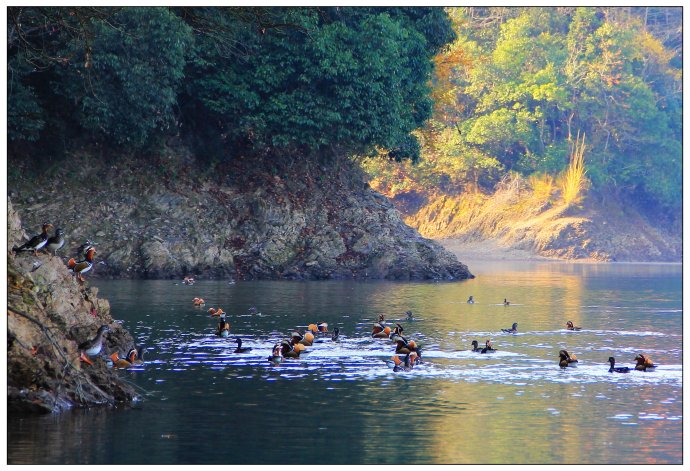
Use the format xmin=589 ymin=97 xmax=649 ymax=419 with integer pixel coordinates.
xmin=481 ymin=340 xmax=496 ymax=354
xmin=566 ymin=321 xmax=582 ymax=331
xmin=13 ymin=222 xmax=53 ymax=254
xmin=608 ymin=357 xmax=631 ymax=373
xmin=501 ymin=322 xmax=518 ymax=334
xmin=558 ymin=349 xmax=578 ymax=369
xmin=234 ymin=337 xmax=252 ymax=353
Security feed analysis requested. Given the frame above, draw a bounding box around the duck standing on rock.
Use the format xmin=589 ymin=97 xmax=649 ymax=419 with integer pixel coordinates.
xmin=501 ymin=322 xmax=518 ymax=334
xmin=77 ymin=325 xmax=111 ymax=366
xmin=68 ymin=247 xmax=97 ymax=282
xmin=76 ymin=240 xmax=94 ymax=257
xmin=558 ymin=349 xmax=578 ymax=369
xmin=43 ymin=228 xmax=65 ymax=256
xmin=13 ymin=222 xmax=53 ymax=255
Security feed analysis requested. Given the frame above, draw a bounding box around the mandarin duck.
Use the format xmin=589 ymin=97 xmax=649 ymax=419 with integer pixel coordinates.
xmin=559 ymin=349 xmax=578 ymax=369
xmin=77 ymin=325 xmax=110 ymax=366
xmin=68 ymin=247 xmax=96 ymax=282
xmin=13 ymin=222 xmax=53 ymax=254
xmin=43 ymin=227 xmax=65 ymax=256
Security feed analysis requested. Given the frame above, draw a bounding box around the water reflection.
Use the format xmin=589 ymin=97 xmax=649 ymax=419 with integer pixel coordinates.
xmin=7 ymin=261 xmax=682 ymax=464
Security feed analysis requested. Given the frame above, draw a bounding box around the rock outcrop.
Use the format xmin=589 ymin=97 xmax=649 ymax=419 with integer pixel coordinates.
xmin=7 ymin=198 xmax=139 ymax=413
xmin=8 ymin=151 xmax=473 ymax=281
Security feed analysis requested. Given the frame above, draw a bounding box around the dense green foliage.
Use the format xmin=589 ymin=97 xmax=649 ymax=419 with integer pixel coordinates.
xmin=7 ymin=6 xmax=454 ymax=161
xmin=366 ymin=7 xmax=682 ymax=211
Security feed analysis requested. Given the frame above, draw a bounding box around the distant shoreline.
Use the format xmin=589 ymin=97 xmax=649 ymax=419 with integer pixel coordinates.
xmin=438 ymin=239 xmax=682 ymax=264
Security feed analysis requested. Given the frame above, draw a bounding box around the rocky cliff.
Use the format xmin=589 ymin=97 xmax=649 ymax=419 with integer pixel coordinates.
xmin=7 ymin=199 xmax=139 ymax=413
xmin=8 ymin=149 xmax=473 ymax=281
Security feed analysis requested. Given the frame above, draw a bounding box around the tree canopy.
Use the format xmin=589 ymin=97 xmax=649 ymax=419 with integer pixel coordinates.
xmin=366 ymin=7 xmax=682 ymax=212
xmin=7 ymin=6 xmax=455 ymax=161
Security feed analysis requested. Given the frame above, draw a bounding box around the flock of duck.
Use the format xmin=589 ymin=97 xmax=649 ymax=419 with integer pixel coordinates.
xmin=12 ymin=222 xmax=658 ymax=375
xmin=189 ymin=292 xmax=657 ymax=374
xmin=468 ymin=295 xmax=657 ymax=373
xmin=12 ymin=222 xmax=99 ymax=282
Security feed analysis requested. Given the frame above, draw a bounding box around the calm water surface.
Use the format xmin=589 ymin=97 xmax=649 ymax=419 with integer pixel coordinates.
xmin=7 ymin=261 xmax=682 ymax=464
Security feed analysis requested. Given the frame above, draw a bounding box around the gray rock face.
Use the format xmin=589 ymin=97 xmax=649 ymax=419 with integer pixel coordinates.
xmin=7 ymin=200 xmax=138 ymax=413
xmin=9 ymin=153 xmax=473 ymax=281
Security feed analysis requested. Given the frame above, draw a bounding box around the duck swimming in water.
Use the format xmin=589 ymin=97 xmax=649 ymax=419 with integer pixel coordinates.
xmin=292 ymin=330 xmax=314 ymax=347
xmin=280 ymin=340 xmax=303 ymax=359
xmin=503 ymin=298 xmax=510 ymax=306
xmin=634 ymin=353 xmax=656 ymax=371
xmin=182 ymin=276 xmax=195 ymax=285
xmin=372 ymin=325 xmax=392 ymax=339
xmin=501 ymin=322 xmax=518 ymax=334
xmin=371 ymin=314 xmax=387 ymax=336
xmin=392 ymin=351 xmax=419 ymax=372
xmin=470 ymin=340 xmax=483 ymax=352
xmin=559 ymin=349 xmax=578 ymax=369
xmin=193 ymin=297 xmax=205 ymax=306
xmin=467 ymin=296 xmax=474 ymax=304
xmin=566 ymin=321 xmax=582 ymax=331
xmin=208 ymin=307 xmax=224 ymax=317
xmin=216 ymin=313 xmax=230 ymax=337
xmin=234 ymin=337 xmax=252 ymax=353
xmin=267 ymin=343 xmax=284 ymax=364
xmin=481 ymin=340 xmax=496 ymax=354
xmin=608 ymin=357 xmax=630 ymax=373
xmin=110 ymin=351 xmax=134 ymax=369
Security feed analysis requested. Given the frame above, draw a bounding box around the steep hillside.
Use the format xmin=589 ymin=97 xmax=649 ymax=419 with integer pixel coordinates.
xmin=402 ymin=175 xmax=681 ymax=262
xmin=8 ymin=148 xmax=473 ymax=281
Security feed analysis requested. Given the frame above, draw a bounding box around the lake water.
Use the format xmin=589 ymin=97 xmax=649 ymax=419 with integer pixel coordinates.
xmin=7 ymin=261 xmax=682 ymax=464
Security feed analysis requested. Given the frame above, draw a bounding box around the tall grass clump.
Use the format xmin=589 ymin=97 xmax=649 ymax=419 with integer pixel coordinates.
xmin=529 ymin=173 xmax=555 ymax=202
xmin=560 ymin=132 xmax=588 ymax=206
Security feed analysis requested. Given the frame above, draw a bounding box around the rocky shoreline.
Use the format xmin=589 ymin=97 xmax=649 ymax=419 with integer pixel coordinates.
xmin=7 ymin=199 xmax=140 ymax=413
xmin=8 ymin=150 xmax=473 ymax=282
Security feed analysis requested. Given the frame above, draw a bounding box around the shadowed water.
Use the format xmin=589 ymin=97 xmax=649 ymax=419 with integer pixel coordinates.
xmin=7 ymin=261 xmax=682 ymax=464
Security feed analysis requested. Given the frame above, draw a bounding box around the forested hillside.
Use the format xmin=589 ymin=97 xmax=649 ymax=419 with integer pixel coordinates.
xmin=8 ymin=7 xmax=476 ymax=280
xmin=8 ymin=7 xmax=452 ymax=163
xmin=363 ymin=7 xmax=682 ymax=255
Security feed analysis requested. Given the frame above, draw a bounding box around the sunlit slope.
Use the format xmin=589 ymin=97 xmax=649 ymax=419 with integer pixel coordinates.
xmin=402 ymin=174 xmax=679 ymax=262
